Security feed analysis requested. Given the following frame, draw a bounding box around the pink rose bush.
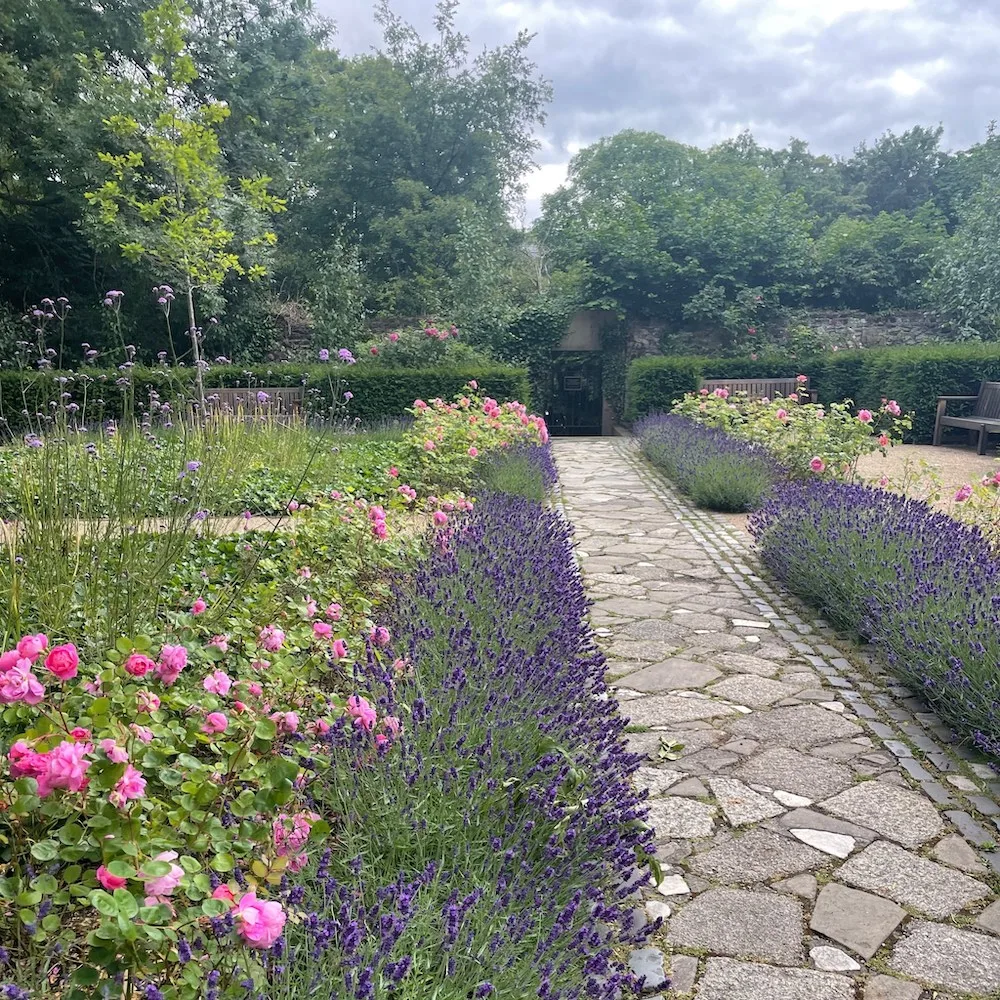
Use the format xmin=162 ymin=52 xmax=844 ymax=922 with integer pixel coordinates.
xmin=671 ymin=389 xmax=911 ymax=481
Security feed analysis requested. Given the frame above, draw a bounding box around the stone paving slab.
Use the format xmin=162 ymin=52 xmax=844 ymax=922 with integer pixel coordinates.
xmin=553 ymin=440 xmax=1000 ymax=997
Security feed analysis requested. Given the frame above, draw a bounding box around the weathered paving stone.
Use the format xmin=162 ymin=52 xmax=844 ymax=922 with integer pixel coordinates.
xmin=707 ymin=777 xmax=787 ymax=826
xmin=836 ymin=840 xmax=990 ymax=918
xmin=696 ymin=958 xmax=855 ymax=1000
xmin=635 ymin=766 xmax=686 ymax=795
xmin=810 ymin=741 xmax=866 ymax=761
xmin=809 ymin=883 xmax=906 ymax=958
xmin=669 ymin=955 xmax=697 ymax=994
xmin=654 ymin=874 xmax=691 ymax=896
xmin=647 ymin=797 xmax=717 ymax=839
xmin=789 ymin=829 xmax=855 ymax=859
xmin=863 ymin=975 xmax=921 ymax=1000
xmin=623 ymin=693 xmax=741 ymax=727
xmin=628 ymin=947 xmax=668 ymax=989
xmin=621 ymin=619 xmax=698 ymax=643
xmin=689 ymin=829 xmax=825 ymax=885
xmin=975 ymin=899 xmax=1000 ymax=935
xmin=666 ymin=777 xmax=709 ymax=797
xmin=889 ymin=919 xmax=1000 ymax=993
xmin=820 ymin=780 xmax=943 ymax=847
xmin=728 ymin=704 xmax=862 ymax=748
xmin=606 ymin=639 xmax=682 ymax=663
xmin=932 ymin=833 xmax=986 ymax=874
xmin=774 ymin=790 xmax=812 ymax=807
xmin=669 ymin=888 xmax=803 ymax=964
xmin=809 ymin=946 xmax=860 ymax=972
xmin=944 ymin=808 xmax=994 ymax=847
xmin=777 ymin=807 xmax=877 ymax=844
xmin=713 ymin=651 xmax=782 ymax=677
xmin=616 ymin=659 xmax=723 ymax=692
xmin=735 ymin=747 xmax=854 ymax=800
xmin=645 ymin=900 xmax=672 ymax=923
xmin=707 ymin=674 xmax=802 ymax=708
xmin=773 ymin=874 xmax=818 ymax=900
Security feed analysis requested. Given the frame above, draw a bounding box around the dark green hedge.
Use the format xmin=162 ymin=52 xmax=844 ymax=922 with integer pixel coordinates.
xmin=626 ymin=344 xmax=1000 ymax=442
xmin=0 ymin=364 xmax=530 ymax=433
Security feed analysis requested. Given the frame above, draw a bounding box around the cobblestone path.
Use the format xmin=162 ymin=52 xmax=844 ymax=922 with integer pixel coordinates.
xmin=554 ymin=438 xmax=1000 ymax=1000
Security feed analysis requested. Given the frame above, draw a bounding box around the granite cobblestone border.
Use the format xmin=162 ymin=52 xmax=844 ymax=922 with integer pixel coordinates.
xmin=553 ymin=437 xmax=1000 ymax=1000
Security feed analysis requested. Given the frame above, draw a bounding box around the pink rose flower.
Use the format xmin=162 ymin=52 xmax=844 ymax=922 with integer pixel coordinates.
xmin=191 ymin=598 xmax=207 ymax=615
xmin=258 ymin=626 xmax=285 ymax=652
xmin=270 ymin=711 xmax=299 ymax=734
xmin=287 ymin=500 xmax=300 ymax=513
xmin=17 ymin=633 xmax=49 ymax=662
xmin=141 ymin=851 xmax=183 ymax=898
xmin=248 ymin=682 xmax=263 ymax=697
xmin=44 ymin=643 xmax=79 ymax=681
xmin=233 ymin=891 xmax=286 ymax=949
xmin=433 ymin=511 xmax=448 ymax=526
xmin=207 ymin=634 xmax=229 ymax=653
xmin=70 ymin=727 xmax=91 ymax=740
xmin=796 ymin=374 xmax=808 ymax=383
xmin=467 ymin=446 xmax=478 ymax=458
xmin=332 ymin=639 xmax=348 ymax=660
xmin=325 ymin=603 xmax=342 ymax=621
xmin=809 ymin=457 xmax=826 ymax=473
xmin=212 ymin=884 xmax=236 ymax=905
xmin=100 ymin=739 xmax=129 ymax=764
xmin=0 ymin=663 xmax=45 ymax=706
xmin=9 ymin=741 xmax=48 ymax=780
xmin=110 ymin=763 xmax=146 ymax=807
xmin=202 ymin=712 xmax=228 ymax=735
xmin=203 ymin=670 xmax=232 ymax=696
xmin=124 ymin=652 xmax=155 ymax=677
xmin=955 ymin=483 xmax=973 ymax=502
xmin=886 ymin=399 xmax=901 ymax=416
xmin=878 ymin=433 xmax=889 ymax=447
xmin=130 ymin=724 xmax=153 ymax=743
xmin=37 ymin=741 xmax=91 ymax=798
xmin=423 ymin=440 xmax=435 ymax=451
xmin=776 ymin=408 xmax=788 ymax=422
xmin=313 ymin=621 xmax=332 ymax=639
xmin=97 ymin=865 xmax=127 ymax=891
xmin=857 ymin=409 xmax=873 ymax=423
xmin=347 ymin=695 xmax=376 ymax=732
xmin=370 ymin=626 xmax=390 ymax=648
xmin=136 ymin=691 xmax=160 ymax=714
xmin=305 ymin=599 xmax=317 ymax=618
xmin=156 ymin=644 xmax=188 ymax=686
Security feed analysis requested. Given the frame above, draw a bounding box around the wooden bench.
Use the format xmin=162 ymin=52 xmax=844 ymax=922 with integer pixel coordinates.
xmin=204 ymin=386 xmax=305 ymax=415
xmin=701 ymin=376 xmax=816 ymax=402
xmin=933 ymin=380 xmax=1000 ymax=454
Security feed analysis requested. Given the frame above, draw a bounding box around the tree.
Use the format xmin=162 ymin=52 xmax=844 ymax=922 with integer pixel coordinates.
xmin=85 ymin=0 xmax=285 ymax=401
xmin=846 ymin=125 xmax=945 ymax=216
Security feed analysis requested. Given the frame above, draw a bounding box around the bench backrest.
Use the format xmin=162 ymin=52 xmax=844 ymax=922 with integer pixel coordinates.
xmin=701 ymin=377 xmax=807 ymax=401
xmin=974 ymin=381 xmax=1000 ymax=419
xmin=205 ymin=386 xmax=305 ymax=413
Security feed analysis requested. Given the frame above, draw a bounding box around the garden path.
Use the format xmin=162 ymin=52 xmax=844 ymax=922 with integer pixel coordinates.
xmin=554 ymin=437 xmax=1000 ymax=1000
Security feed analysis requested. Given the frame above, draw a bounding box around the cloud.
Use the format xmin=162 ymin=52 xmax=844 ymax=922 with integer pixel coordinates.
xmin=315 ymin=0 xmax=1000 ymax=216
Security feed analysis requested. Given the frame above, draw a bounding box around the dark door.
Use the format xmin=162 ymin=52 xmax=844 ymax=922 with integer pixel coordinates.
xmin=548 ymin=352 xmax=603 ymax=436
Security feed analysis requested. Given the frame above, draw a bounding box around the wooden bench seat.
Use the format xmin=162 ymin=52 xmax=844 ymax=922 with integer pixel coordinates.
xmin=701 ymin=376 xmax=816 ymax=402
xmin=934 ymin=381 xmax=1000 ymax=454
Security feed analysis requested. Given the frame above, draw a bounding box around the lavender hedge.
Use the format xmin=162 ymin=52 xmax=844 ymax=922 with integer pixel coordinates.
xmin=266 ymin=490 xmax=656 ymax=998
xmin=750 ymin=480 xmax=1000 ymax=757
xmin=636 ymin=413 xmax=786 ymax=512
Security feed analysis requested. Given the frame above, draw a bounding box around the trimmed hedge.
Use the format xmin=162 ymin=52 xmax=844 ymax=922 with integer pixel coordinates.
xmin=626 ymin=344 xmax=1000 ymax=442
xmin=0 ymin=363 xmax=530 ymax=432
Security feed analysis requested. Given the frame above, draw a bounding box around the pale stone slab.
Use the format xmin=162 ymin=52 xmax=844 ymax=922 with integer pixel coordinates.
xmin=774 ymin=791 xmax=813 ymax=808
xmin=728 ymin=704 xmax=862 ymax=748
xmin=810 ymin=946 xmax=860 ymax=972
xmin=976 ymin=899 xmax=1000 ymax=935
xmin=667 ymin=777 xmax=709 ymax=797
xmin=623 ymin=692 xmax=741 ymax=727
xmin=628 ymin=947 xmax=668 ymax=989
xmin=820 ymin=781 xmax=943 ymax=847
xmin=889 ymin=919 xmax=1000 ymax=993
xmin=777 ymin=808 xmax=877 ymax=844
xmin=645 ymin=900 xmax=672 ymax=922
xmin=669 ymin=954 xmax=697 ymax=994
xmin=735 ymin=747 xmax=854 ymax=800
xmin=689 ymin=829 xmax=825 ymax=885
xmin=653 ymin=874 xmax=690 ymax=896
xmin=707 ymin=777 xmax=787 ymax=826
xmin=790 ymin=829 xmax=855 ymax=859
xmin=773 ymin=874 xmax=818 ymax=900
xmin=932 ymin=833 xmax=986 ymax=874
xmin=635 ymin=766 xmax=686 ymax=795
xmin=810 ymin=883 xmax=906 ymax=959
xmin=697 ymin=958 xmax=855 ymax=1000
xmin=713 ymin=651 xmax=782 ymax=676
xmin=837 ymin=841 xmax=990 ymax=918
xmin=864 ymin=975 xmax=921 ymax=1000
xmin=708 ymin=674 xmax=802 ymax=708
xmin=669 ymin=888 xmax=804 ymax=964
xmin=616 ymin=658 xmax=722 ymax=692
xmin=648 ymin=795 xmax=717 ymax=838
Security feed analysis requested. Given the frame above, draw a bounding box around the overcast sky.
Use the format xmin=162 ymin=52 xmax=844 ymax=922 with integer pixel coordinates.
xmin=314 ymin=0 xmax=1000 ymax=218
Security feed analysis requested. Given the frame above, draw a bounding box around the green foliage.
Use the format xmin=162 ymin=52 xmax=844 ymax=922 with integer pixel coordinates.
xmin=626 ymin=344 xmax=1000 ymax=443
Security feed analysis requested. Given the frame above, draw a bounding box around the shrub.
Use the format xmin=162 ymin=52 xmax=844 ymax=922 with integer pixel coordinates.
xmin=477 ymin=444 xmax=558 ymax=501
xmin=670 ymin=387 xmax=909 ymax=480
xmin=636 ymin=413 xmax=785 ymax=512
xmin=0 ymin=364 xmax=531 ymax=434
xmin=625 ymin=343 xmax=1000 ymax=442
xmin=352 ymin=321 xmax=493 ymax=369
xmin=749 ymin=479 xmax=1000 ymax=757
xmin=271 ymin=489 xmax=655 ymax=998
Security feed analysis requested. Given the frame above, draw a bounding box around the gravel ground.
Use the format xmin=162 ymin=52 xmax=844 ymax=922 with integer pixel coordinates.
xmin=720 ymin=442 xmax=1000 ymax=537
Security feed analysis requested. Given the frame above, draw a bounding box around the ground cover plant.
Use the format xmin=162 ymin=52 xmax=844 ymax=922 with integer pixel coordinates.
xmin=635 ymin=414 xmax=786 ymax=512
xmin=0 ymin=380 xmax=646 ymax=999
xmin=749 ymin=479 xmax=1000 ymax=759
